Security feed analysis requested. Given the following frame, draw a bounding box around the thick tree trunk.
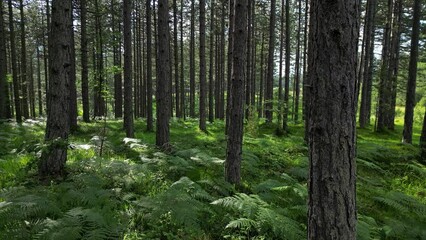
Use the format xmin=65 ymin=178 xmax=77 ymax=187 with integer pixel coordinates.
xmin=307 ymin=0 xmax=359 ymax=239
xmin=39 ymin=0 xmax=72 ymax=178
xmin=8 ymin=0 xmax=22 ymax=123
xmin=226 ymin=0 xmax=247 ymax=185
xmin=199 ymin=0 xmax=207 ymax=132
xmin=146 ymin=0 xmax=153 ymax=131
xmin=0 ymin=0 xmax=11 ymax=119
xmin=265 ymin=0 xmax=276 ymax=123
xmin=402 ymin=0 xmax=421 ymax=144
xmin=19 ymin=0 xmax=29 ymax=119
xmin=80 ymin=0 xmax=90 ymax=122
xmin=156 ymin=0 xmax=171 ymax=150
xmin=123 ymin=0 xmax=134 ymax=138
xmin=225 ymin=0 xmax=234 ymax=133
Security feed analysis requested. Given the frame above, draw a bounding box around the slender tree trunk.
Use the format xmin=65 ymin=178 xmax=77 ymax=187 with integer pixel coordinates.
xmin=244 ymin=0 xmax=251 ymax=119
xmin=307 ymin=0 xmax=359 ymax=238
xmin=277 ymin=0 xmax=284 ymax=129
xmin=69 ymin=17 xmax=78 ymax=130
xmin=39 ymin=0 xmax=72 ymax=178
xmin=8 ymin=0 xmax=22 ymax=123
xmin=359 ymin=0 xmax=377 ymax=128
xmin=265 ymin=0 xmax=276 ymax=123
xmin=156 ymin=0 xmax=171 ymax=150
xmin=180 ymin=0 xmax=185 ymax=120
xmin=146 ymin=0 xmax=153 ymax=131
xmin=44 ymin=1 xmax=50 ymax=113
xmin=303 ymin=0 xmax=309 ymax=142
xmin=112 ymin=0 xmax=123 ymax=119
xmin=219 ymin=3 xmax=225 ymax=120
xmin=226 ymin=0 xmax=247 ymax=185
xmin=208 ymin=0 xmax=215 ymax=123
xmin=387 ymin=0 xmax=402 ymax=130
xmin=0 ymin=0 xmax=11 ymax=119
xmin=94 ymin=0 xmax=106 ymax=117
xmin=19 ymin=0 xmax=29 ymax=119
xmin=402 ymin=0 xmax=421 ymax=144
xmin=258 ymin=32 xmax=265 ymax=118
xmin=173 ymin=0 xmax=180 ymax=118
xmin=225 ymin=0 xmax=234 ymax=133
xmin=199 ymin=0 xmax=207 ymax=131
xmin=294 ymin=0 xmax=302 ymax=122
xmin=123 ymin=0 xmax=135 ymax=137
xmin=283 ymin=0 xmax=290 ymax=132
xmin=189 ymin=0 xmax=196 ymax=118
xmin=36 ymin=45 xmax=42 ymax=116
xmin=29 ymin=53 xmax=35 ymax=118
xmin=80 ymin=0 xmax=90 ymax=122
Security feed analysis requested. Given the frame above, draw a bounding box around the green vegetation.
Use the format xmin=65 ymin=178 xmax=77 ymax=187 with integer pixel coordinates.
xmin=0 ymin=118 xmax=425 ymax=239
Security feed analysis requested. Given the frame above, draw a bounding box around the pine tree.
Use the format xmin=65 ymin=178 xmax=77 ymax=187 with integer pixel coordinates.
xmin=123 ymin=0 xmax=134 ymax=138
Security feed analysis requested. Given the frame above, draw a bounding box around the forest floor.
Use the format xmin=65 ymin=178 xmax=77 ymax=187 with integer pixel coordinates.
xmin=0 ymin=117 xmax=425 ymax=239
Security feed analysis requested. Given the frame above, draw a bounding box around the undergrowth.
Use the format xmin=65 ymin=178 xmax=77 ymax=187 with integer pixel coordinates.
xmin=0 ymin=119 xmax=425 ymax=239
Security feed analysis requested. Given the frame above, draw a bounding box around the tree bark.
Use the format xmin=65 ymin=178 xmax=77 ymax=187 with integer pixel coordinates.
xmin=80 ymin=0 xmax=90 ymax=122
xmin=283 ymin=0 xmax=290 ymax=132
xmin=265 ymin=0 xmax=276 ymax=123
xmin=112 ymin=0 xmax=123 ymax=119
xmin=173 ymin=0 xmax=180 ymax=118
xmin=307 ymin=0 xmax=359 ymax=238
xmin=146 ymin=0 xmax=153 ymax=131
xmin=199 ymin=0 xmax=207 ymax=132
xmin=225 ymin=0 xmax=234 ymax=133
xmin=208 ymin=0 xmax=215 ymax=123
xmin=69 ymin=16 xmax=78 ymax=130
xmin=258 ymin=32 xmax=265 ymax=118
xmin=226 ymin=0 xmax=247 ymax=185
xmin=156 ymin=0 xmax=171 ymax=150
xmin=0 ymin=0 xmax=11 ymax=119
xmin=277 ymin=0 xmax=284 ymax=129
xmin=39 ymin=0 xmax=72 ymax=178
xmin=123 ymin=0 xmax=134 ymax=138
xmin=180 ymin=0 xmax=185 ymax=120
xmin=402 ymin=0 xmax=421 ymax=144
xmin=19 ymin=0 xmax=29 ymax=119
xmin=189 ymin=0 xmax=196 ymax=118
xmin=8 ymin=0 xmax=22 ymax=123
xmin=294 ymin=0 xmax=302 ymax=122
xmin=36 ymin=44 xmax=42 ymax=116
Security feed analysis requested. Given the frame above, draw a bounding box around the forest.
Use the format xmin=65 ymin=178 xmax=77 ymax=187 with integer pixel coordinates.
xmin=0 ymin=0 xmax=425 ymax=239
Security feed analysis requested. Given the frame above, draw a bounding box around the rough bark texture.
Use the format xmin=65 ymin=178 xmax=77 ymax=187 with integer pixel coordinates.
xmin=123 ymin=0 xmax=134 ymax=138
xmin=225 ymin=0 xmax=234 ymax=133
xmin=225 ymin=0 xmax=247 ymax=185
xmin=19 ymin=0 xmax=29 ymax=119
xmin=173 ymin=0 xmax=180 ymax=118
xmin=265 ymin=0 xmax=275 ymax=123
xmin=277 ymin=0 xmax=284 ymax=128
xmin=8 ymin=0 xmax=21 ymax=123
xmin=39 ymin=0 xmax=72 ymax=178
xmin=180 ymin=0 xmax=185 ymax=120
xmin=0 ymin=0 xmax=11 ymax=119
xmin=283 ymin=0 xmax=290 ymax=132
xmin=294 ymin=0 xmax=302 ymax=122
xmin=156 ymin=0 xmax=171 ymax=150
xmin=199 ymin=0 xmax=207 ymax=131
xmin=303 ymin=0 xmax=309 ymax=143
xmin=146 ymin=0 xmax=153 ymax=131
xmin=208 ymin=0 xmax=215 ymax=123
xmin=258 ymin=33 xmax=265 ymax=118
xmin=402 ymin=0 xmax=421 ymax=144
xmin=36 ymin=46 xmax=42 ymax=116
xmin=359 ymin=0 xmax=377 ymax=128
xmin=307 ymin=0 xmax=359 ymax=239
xmin=69 ymin=21 xmax=78 ymax=130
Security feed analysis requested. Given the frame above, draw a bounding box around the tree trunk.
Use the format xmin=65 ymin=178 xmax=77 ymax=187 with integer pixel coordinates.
xmin=277 ymin=0 xmax=284 ymax=129
xmin=156 ymin=0 xmax=171 ymax=150
xmin=112 ymin=0 xmax=123 ymax=119
xmin=80 ymin=0 xmax=90 ymax=122
xmin=402 ymin=0 xmax=421 ymax=144
xmin=8 ymin=0 xmax=22 ymax=123
xmin=146 ymin=0 xmax=153 ymax=131
xmin=69 ymin=17 xmax=78 ymax=130
xmin=258 ymin=32 xmax=265 ymax=118
xmin=180 ymin=0 xmax=185 ymax=120
xmin=36 ymin=44 xmax=42 ymax=116
xmin=0 ymin=0 xmax=11 ymax=119
xmin=94 ymin=0 xmax=106 ymax=117
xmin=29 ymin=51 xmax=35 ymax=118
xmin=19 ymin=0 xmax=29 ymax=119
xmin=307 ymin=0 xmax=359 ymax=238
xmin=225 ymin=0 xmax=247 ymax=185
xmin=189 ymin=0 xmax=196 ymax=118
xmin=245 ymin=0 xmax=252 ymax=119
xmin=123 ymin=0 xmax=134 ymax=138
xmin=265 ymin=0 xmax=276 ymax=123
xmin=294 ymin=0 xmax=302 ymax=122
xmin=225 ymin=0 xmax=234 ymax=133
xmin=303 ymin=0 xmax=309 ymax=142
xmin=359 ymin=0 xmax=377 ymax=128
xmin=208 ymin=0 xmax=215 ymax=123
xmin=199 ymin=0 xmax=207 ymax=132
xmin=39 ymin=0 xmax=72 ymax=178
xmin=173 ymin=0 xmax=180 ymax=118
xmin=283 ymin=0 xmax=290 ymax=132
